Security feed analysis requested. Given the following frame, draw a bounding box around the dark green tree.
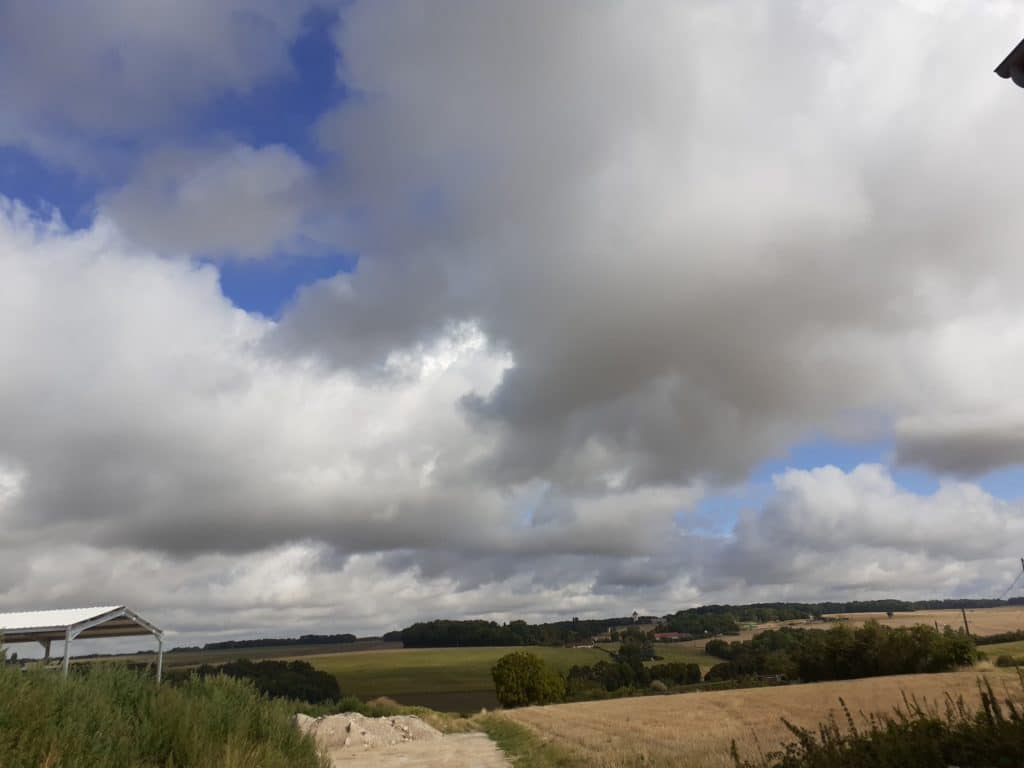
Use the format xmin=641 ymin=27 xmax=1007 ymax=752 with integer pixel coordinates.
xmin=491 ymin=651 xmax=566 ymax=707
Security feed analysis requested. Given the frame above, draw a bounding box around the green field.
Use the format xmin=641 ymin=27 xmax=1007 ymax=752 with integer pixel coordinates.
xmin=82 ymin=638 xmax=718 ymax=713
xmin=982 ymin=639 xmax=1024 ymax=659
xmin=641 ymin=641 xmax=717 ymax=670
xmin=303 ymin=642 xmax=716 ymax=712
xmin=302 ymin=646 xmax=602 ymax=711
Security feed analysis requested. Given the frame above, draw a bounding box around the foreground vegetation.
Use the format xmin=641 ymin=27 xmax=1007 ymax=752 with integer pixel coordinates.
xmin=0 ymin=663 xmax=326 ymax=768
xmin=504 ymin=668 xmax=1023 ymax=768
xmin=733 ymin=674 xmax=1024 ymax=768
xmin=179 ymin=658 xmax=342 ymax=704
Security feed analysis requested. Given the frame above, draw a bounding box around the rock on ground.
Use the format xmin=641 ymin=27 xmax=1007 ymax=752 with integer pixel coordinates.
xmin=295 ymin=712 xmax=512 ymax=767
xmin=295 ymin=711 xmax=443 ymax=751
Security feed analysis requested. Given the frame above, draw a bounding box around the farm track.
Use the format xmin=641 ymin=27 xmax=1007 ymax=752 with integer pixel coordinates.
xmin=328 ymin=733 xmax=511 ymax=767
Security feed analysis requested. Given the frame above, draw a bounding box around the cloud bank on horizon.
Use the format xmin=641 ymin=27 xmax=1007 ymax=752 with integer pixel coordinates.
xmin=2 ymin=0 xmax=1024 ymax=642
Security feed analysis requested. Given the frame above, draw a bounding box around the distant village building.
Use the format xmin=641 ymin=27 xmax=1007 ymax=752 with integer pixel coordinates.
xmin=653 ymin=632 xmax=691 ymax=642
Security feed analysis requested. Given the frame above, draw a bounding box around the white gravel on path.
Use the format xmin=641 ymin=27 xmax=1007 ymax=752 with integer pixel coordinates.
xmin=295 ymin=712 xmax=512 ymax=768
xmin=328 ymin=732 xmax=512 ymax=767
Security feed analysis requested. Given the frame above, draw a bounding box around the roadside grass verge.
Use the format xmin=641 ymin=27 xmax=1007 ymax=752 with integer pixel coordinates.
xmin=476 ymin=714 xmax=581 ymax=768
xmin=0 ymin=663 xmax=327 ymax=768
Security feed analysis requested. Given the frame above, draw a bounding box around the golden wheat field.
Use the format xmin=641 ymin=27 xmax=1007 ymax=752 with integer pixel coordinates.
xmin=504 ymin=667 xmax=1023 ymax=768
xmin=822 ymin=606 xmax=1024 ymax=635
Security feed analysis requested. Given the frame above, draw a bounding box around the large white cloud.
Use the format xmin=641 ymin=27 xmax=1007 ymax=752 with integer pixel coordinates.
xmin=0 ymin=201 xmax=711 ymax=636
xmin=272 ymin=0 xmax=1024 ymax=485
xmin=6 ymin=2 xmax=1024 ymax=639
xmin=712 ymin=464 xmax=1024 ymax=599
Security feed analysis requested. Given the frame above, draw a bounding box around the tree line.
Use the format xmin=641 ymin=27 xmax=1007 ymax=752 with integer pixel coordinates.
xmin=398 ymin=616 xmax=654 ymax=648
xmin=399 ymin=598 xmax=1023 ymax=648
xmin=703 ymin=621 xmax=976 ymax=683
xmin=491 ymin=621 xmax=978 ymax=707
xmin=197 ymin=633 xmax=357 ymax=651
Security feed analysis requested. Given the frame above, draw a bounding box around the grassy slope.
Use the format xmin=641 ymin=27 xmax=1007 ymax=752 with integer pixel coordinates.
xmin=981 ymin=639 xmax=1024 ymax=658
xmin=303 ymin=643 xmax=718 ymax=711
xmin=305 ymin=646 xmax=610 ymax=706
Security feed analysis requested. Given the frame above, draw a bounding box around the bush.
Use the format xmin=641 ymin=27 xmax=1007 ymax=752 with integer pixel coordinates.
xmin=0 ymin=663 xmax=326 ymax=768
xmin=491 ymin=651 xmax=566 ymax=707
xmin=705 ymin=622 xmax=975 ymax=684
xmin=732 ymin=676 xmax=1024 ymax=768
xmin=183 ymin=658 xmax=341 ymax=704
xmin=648 ymin=662 xmax=702 ymax=685
xmin=995 ymin=655 xmax=1021 ymax=668
xmin=649 ymin=679 xmax=668 ymax=692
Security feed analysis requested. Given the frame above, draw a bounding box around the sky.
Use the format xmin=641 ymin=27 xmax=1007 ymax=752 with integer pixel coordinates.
xmin=3 ymin=1 xmax=1024 ymax=647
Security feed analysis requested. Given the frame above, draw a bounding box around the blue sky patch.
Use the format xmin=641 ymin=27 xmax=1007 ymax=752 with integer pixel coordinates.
xmin=215 ymin=249 xmax=356 ymax=318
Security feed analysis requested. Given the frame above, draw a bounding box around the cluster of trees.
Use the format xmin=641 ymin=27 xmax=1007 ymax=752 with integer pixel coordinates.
xmin=182 ymin=659 xmax=341 ymax=704
xmin=492 ymin=641 xmax=702 ymax=707
xmin=566 ymin=636 xmax=658 ymax=696
xmin=401 ymin=619 xmax=549 ymax=647
xmin=196 ymin=634 xmax=357 ymax=651
xmin=399 ymin=616 xmax=654 ymax=648
xmin=566 ymin=658 xmax=703 ymax=696
xmin=703 ymin=622 xmax=976 ymax=683
xmin=398 ymin=598 xmax=1024 ymax=649
xmin=657 ymin=599 xmax=1024 ymax=637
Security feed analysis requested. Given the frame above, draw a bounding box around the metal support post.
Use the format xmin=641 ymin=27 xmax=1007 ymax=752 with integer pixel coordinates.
xmin=61 ymin=628 xmax=71 ymax=678
xmin=156 ymin=636 xmax=163 ymax=684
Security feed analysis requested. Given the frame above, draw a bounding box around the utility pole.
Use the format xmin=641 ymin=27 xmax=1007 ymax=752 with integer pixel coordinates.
xmin=961 ymin=607 xmax=971 ymax=637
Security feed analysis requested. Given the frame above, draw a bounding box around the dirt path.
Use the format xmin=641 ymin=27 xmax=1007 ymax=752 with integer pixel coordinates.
xmin=328 ymin=732 xmax=512 ymax=767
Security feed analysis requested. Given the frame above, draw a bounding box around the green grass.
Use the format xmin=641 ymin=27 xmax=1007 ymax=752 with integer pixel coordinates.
xmin=983 ymin=639 xmax=1024 ymax=659
xmin=303 ymin=643 xmax=719 ymax=712
xmin=0 ymin=663 xmax=326 ymax=768
xmin=306 ymin=646 xmax=615 ymax=712
xmin=640 ymin=642 xmax=717 ymax=670
xmin=476 ymin=714 xmax=580 ymax=767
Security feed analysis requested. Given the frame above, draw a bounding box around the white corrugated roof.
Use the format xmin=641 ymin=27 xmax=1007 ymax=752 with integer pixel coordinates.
xmin=0 ymin=606 xmax=122 ymax=631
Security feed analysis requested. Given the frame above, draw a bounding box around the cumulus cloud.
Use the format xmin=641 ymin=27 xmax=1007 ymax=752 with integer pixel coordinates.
xmin=0 ymin=201 xmax=710 ymax=635
xmin=6 ymin=1 xmax=1024 ymax=639
xmin=102 ymin=143 xmax=319 ymax=259
xmin=270 ymin=0 xmax=1024 ymax=486
xmin=711 ymin=464 xmax=1024 ymax=599
xmin=0 ymin=1 xmax=325 ymax=166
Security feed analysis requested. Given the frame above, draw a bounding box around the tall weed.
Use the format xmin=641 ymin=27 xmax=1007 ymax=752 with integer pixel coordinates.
xmin=732 ymin=672 xmax=1024 ymax=768
xmin=0 ymin=664 xmax=327 ymax=768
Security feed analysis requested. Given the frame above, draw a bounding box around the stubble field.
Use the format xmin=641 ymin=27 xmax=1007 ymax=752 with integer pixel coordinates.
xmin=504 ymin=666 xmax=1024 ymax=768
xmin=823 ymin=606 xmax=1024 ymax=635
